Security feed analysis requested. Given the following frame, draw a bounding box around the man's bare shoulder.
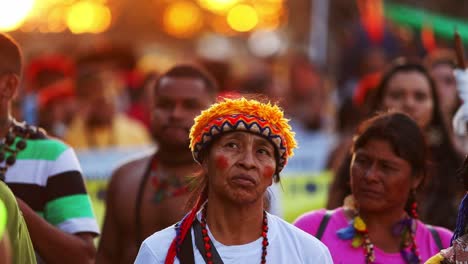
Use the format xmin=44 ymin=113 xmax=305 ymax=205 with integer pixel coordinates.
xmin=108 ymin=153 xmax=154 ymax=193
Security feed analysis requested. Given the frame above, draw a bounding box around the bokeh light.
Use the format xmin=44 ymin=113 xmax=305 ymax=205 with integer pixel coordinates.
xmin=248 ymin=30 xmax=283 ymax=58
xmin=253 ymin=2 xmax=283 ymax=17
xmin=210 ymin=15 xmax=235 ymax=35
xmin=197 ymin=0 xmax=238 ymax=14
xmin=163 ymin=1 xmax=203 ymax=38
xmin=253 ymin=1 xmax=285 ymax=30
xmin=46 ymin=7 xmax=67 ymax=33
xmin=196 ymin=34 xmax=234 ymax=60
xmin=0 ymin=0 xmax=35 ymax=32
xmin=66 ymin=1 xmax=111 ymax=34
xmin=227 ymin=4 xmax=258 ymax=32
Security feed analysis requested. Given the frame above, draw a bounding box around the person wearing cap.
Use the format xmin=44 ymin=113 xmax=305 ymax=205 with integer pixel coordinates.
xmin=134 ymin=97 xmax=332 ymax=263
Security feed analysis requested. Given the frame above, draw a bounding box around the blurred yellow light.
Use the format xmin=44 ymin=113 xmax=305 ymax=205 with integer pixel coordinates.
xmin=20 ymin=22 xmax=36 ymax=32
xmin=67 ymin=1 xmax=111 ymax=34
xmin=254 ymin=2 xmax=283 ymax=17
xmin=0 ymin=0 xmax=35 ymax=32
xmin=263 ymin=0 xmax=284 ymax=3
xmin=197 ymin=0 xmax=238 ymax=14
xmin=47 ymin=7 xmax=67 ymax=33
xmin=258 ymin=15 xmax=281 ymax=30
xmin=163 ymin=1 xmax=203 ymax=38
xmin=210 ymin=15 xmax=235 ymax=36
xmin=252 ymin=1 xmax=286 ymax=30
xmin=227 ymin=4 xmax=258 ymax=32
xmin=90 ymin=6 xmax=111 ymax=33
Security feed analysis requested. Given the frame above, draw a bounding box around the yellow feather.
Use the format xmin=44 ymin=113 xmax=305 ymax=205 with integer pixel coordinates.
xmin=189 ymin=98 xmax=297 ymax=158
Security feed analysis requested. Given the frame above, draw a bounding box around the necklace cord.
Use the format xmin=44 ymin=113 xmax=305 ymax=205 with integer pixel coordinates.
xmin=134 ymin=154 xmax=156 ymax=247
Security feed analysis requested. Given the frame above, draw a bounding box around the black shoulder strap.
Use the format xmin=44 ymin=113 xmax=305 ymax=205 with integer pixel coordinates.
xmin=426 ymin=224 xmax=443 ymax=250
xmin=135 ymin=155 xmax=156 ymax=247
xmin=315 ymin=211 xmax=332 ymax=240
xmin=193 ymin=219 xmax=224 ymax=264
xmin=178 ymin=224 xmax=195 ymax=264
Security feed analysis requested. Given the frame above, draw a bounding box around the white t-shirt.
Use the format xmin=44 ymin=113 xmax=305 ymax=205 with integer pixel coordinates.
xmin=135 ymin=212 xmax=332 ymax=264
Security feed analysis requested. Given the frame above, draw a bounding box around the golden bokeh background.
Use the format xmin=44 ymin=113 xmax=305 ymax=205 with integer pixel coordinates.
xmin=0 ymin=0 xmax=286 ymax=37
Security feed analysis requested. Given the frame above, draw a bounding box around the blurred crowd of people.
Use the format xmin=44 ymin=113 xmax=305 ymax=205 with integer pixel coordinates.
xmin=0 ymin=11 xmax=467 ymax=264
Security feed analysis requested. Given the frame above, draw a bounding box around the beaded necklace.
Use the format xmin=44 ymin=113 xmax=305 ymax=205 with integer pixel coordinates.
xmin=0 ymin=121 xmax=33 ymax=181
xmin=200 ymin=205 xmax=269 ymax=264
xmin=337 ymin=197 xmax=421 ymax=264
xmin=148 ymin=158 xmax=189 ymax=203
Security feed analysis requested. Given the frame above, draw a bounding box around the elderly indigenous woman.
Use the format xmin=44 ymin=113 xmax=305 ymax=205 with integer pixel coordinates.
xmin=135 ymin=98 xmax=333 ymax=263
xmin=295 ymin=111 xmax=453 ymax=264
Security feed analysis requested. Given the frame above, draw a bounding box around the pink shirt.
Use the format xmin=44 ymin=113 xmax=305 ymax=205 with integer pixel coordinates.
xmin=294 ymin=208 xmax=453 ymax=264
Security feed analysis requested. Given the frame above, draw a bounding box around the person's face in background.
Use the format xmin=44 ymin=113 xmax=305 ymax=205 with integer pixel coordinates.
xmin=78 ymin=73 xmax=116 ymax=127
xmin=430 ymin=63 xmax=458 ymax=116
xmin=382 ymin=71 xmax=434 ymax=129
xmin=151 ymin=76 xmax=213 ymax=150
xmin=350 ymin=138 xmax=421 ymax=214
xmin=296 ymin=85 xmax=327 ymax=131
xmin=289 ymin=60 xmax=328 ymax=130
xmin=360 ymin=48 xmax=387 ymax=76
xmin=32 ymin=70 xmax=66 ymax=91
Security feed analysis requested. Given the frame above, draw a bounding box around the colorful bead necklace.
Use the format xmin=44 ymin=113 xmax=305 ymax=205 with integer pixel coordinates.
xmin=200 ymin=206 xmax=269 ymax=264
xmin=0 ymin=121 xmax=34 ymax=181
xmin=337 ymin=198 xmax=420 ymax=264
xmin=149 ymin=158 xmax=189 ymax=203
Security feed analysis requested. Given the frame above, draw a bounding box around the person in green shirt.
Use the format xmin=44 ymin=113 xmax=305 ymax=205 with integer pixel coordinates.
xmin=0 ymin=196 xmax=11 ymax=264
xmin=0 ymin=181 xmax=36 ymax=264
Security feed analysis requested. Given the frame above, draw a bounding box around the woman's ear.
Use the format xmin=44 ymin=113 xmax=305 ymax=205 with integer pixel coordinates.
xmin=411 ymin=171 xmax=424 ymax=190
xmin=0 ymin=74 xmax=18 ymax=100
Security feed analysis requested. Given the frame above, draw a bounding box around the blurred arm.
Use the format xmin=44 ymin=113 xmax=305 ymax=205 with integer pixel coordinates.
xmin=17 ymin=197 xmax=96 ymax=264
xmin=96 ymin=169 xmax=123 ymax=264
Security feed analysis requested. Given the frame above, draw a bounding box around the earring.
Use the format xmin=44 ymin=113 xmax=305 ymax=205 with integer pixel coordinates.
xmin=410 ymin=189 xmax=419 ymax=219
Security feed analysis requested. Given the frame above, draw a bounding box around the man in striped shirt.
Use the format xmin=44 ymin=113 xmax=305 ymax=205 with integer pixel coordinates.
xmin=0 ymin=33 xmax=99 ymax=263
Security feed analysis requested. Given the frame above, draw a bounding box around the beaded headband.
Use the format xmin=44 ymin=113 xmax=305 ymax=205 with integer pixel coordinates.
xmin=189 ymin=98 xmax=296 ymax=173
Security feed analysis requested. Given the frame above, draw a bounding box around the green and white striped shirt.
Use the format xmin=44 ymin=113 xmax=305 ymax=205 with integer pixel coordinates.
xmin=5 ymin=135 xmax=99 ymax=235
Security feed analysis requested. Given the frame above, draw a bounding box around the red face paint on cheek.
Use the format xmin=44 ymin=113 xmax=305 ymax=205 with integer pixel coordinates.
xmin=215 ymin=155 xmax=229 ymax=170
xmin=263 ymin=166 xmax=275 ymax=179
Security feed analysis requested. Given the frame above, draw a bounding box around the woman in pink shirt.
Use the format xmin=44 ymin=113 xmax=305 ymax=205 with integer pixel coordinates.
xmin=295 ymin=111 xmax=453 ymax=264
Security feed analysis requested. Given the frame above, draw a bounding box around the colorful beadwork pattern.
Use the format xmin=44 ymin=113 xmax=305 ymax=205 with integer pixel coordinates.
xmin=189 ymin=98 xmax=296 ymax=173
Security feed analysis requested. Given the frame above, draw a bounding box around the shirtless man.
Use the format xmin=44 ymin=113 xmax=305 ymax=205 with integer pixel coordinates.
xmin=96 ymin=65 xmax=217 ymax=264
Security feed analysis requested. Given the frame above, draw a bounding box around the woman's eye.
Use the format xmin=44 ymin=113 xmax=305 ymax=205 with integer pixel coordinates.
xmin=388 ymin=91 xmax=403 ymax=100
xmin=355 ymin=157 xmax=367 ymax=164
xmin=258 ymin=148 xmax=272 ymax=156
xmin=414 ymin=92 xmax=428 ymax=102
xmin=381 ymin=163 xmax=396 ymax=172
xmin=225 ymin=142 xmax=238 ymax=149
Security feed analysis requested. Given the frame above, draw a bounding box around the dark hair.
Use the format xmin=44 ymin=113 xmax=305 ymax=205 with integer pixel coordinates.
xmin=424 ymin=49 xmax=456 ymax=70
xmin=0 ymin=33 xmax=22 ymax=76
xmin=352 ymin=111 xmax=428 ymax=190
xmin=370 ymin=59 xmax=459 ymax=164
xmin=328 ymin=59 xmax=463 ymax=228
xmin=155 ymin=64 xmax=218 ymax=96
xmin=370 ymin=60 xmax=461 ymax=191
xmin=370 ymin=60 xmax=441 ymax=129
xmin=75 ymin=71 xmax=103 ymax=99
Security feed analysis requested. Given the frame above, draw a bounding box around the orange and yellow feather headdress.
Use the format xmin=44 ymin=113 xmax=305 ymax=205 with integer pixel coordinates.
xmin=189 ymin=97 xmax=296 ymax=173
